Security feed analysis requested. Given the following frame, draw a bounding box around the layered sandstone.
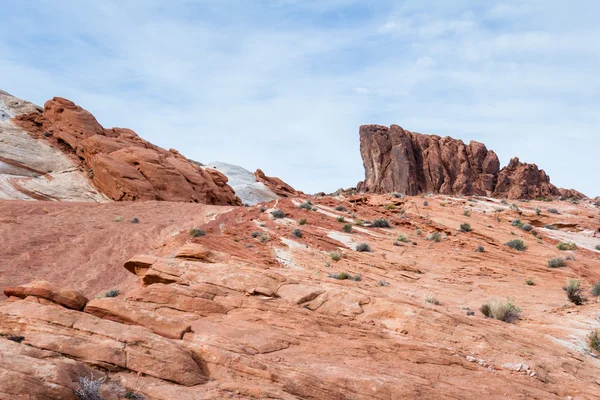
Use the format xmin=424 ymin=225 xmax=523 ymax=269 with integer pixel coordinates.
xmin=358 ymin=124 xmax=584 ymax=199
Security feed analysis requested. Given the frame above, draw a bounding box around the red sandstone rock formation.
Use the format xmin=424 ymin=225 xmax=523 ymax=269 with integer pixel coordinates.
xmin=14 ymin=97 xmax=240 ymax=205
xmin=358 ymin=124 xmax=585 ymax=199
xmin=254 ymin=168 xmax=300 ymax=197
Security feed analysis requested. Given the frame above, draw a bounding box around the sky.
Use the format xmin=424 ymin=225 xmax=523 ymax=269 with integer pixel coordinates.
xmin=1 ymin=0 xmax=598 ymax=196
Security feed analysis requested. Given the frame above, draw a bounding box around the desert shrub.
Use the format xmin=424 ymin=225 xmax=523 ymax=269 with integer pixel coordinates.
xmin=511 ymin=219 xmax=523 ymax=227
xmin=397 ymin=234 xmax=409 ymax=243
xmin=510 ymin=203 xmax=520 ymax=210
xmin=460 ymin=223 xmax=472 ymax=232
xmin=372 ymin=219 xmax=390 ymax=228
xmin=506 ymin=239 xmax=526 ymax=251
xmin=292 ymin=228 xmax=302 ymax=238
xmin=104 ymin=289 xmax=119 ymax=298
xmin=563 ymin=278 xmax=584 ymax=305
xmin=392 ymin=192 xmax=404 ymax=198
xmin=556 ymin=241 xmax=577 ymax=251
xmin=475 ymin=245 xmax=485 ymax=252
xmin=259 ymin=233 xmax=269 ymax=243
xmin=342 ymin=223 xmax=353 ymax=233
xmin=352 ymin=274 xmax=362 ymax=281
xmin=595 ymin=244 xmax=600 ymax=251
xmin=535 ymin=208 xmax=541 ymax=216
xmin=463 ymin=210 xmax=471 ymax=217
xmin=548 ymin=208 xmax=559 ymax=214
xmin=440 ymin=202 xmax=446 ymax=207
xmin=7 ymin=334 xmax=24 ymax=343
xmin=328 ymin=272 xmax=350 ymax=280
xmin=334 ymin=205 xmax=347 ymax=212
xmin=189 ymin=228 xmax=205 ymax=237
xmin=298 ymin=218 xmax=307 ymax=225
xmin=131 ymin=217 xmax=140 ymax=224
xmin=590 ymin=282 xmax=600 ymax=297
xmin=125 ymin=392 xmax=145 ymax=400
xmin=384 ymin=204 xmax=396 ymax=210
xmin=521 ymin=224 xmax=533 ymax=232
xmin=299 ymin=202 xmax=312 ymax=210
xmin=75 ymin=376 xmax=105 ymax=400
xmin=114 ymin=216 xmax=123 ymax=222
xmin=416 ymin=228 xmax=423 ymax=236
xmin=329 ymin=252 xmax=342 ymax=261
xmin=547 ymin=257 xmax=566 ymax=268
xmin=480 ymin=299 xmax=521 ymax=322
xmin=377 ymin=280 xmax=390 ymax=286
xmin=525 ymin=278 xmax=535 ymax=286
xmin=355 ymin=220 xmax=364 ymax=226
xmin=336 ymin=216 xmax=345 ymax=223
xmin=356 ymin=243 xmax=371 ymax=252
xmin=428 ymin=232 xmax=442 ymax=242
xmin=544 ymin=224 xmax=557 ymax=230
xmin=425 ymin=295 xmax=440 ymax=305
xmin=565 ymin=255 xmax=576 ymax=260
xmin=258 ymin=206 xmax=266 ymax=213
xmin=251 ymin=231 xmax=261 ymax=238
xmin=589 ymin=330 xmax=600 ymax=353
xmin=423 ymin=201 xmax=429 ymax=206
xmin=271 ymin=209 xmax=286 ymax=219
xmin=501 ymin=199 xmax=509 ymax=205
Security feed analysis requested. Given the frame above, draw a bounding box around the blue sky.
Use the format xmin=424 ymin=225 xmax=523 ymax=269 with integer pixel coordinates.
xmin=1 ymin=0 xmax=598 ymax=196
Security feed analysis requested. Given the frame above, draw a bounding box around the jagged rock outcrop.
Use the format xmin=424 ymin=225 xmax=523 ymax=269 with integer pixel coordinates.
xmin=5 ymin=93 xmax=240 ymax=204
xmin=254 ymin=168 xmax=300 ymax=198
xmin=358 ymin=124 xmax=584 ymax=199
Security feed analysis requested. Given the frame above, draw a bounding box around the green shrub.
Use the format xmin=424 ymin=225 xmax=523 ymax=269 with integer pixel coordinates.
xmin=189 ymin=228 xmax=206 ymax=237
xmin=425 ymin=295 xmax=440 ymax=305
xmin=563 ymin=278 xmax=584 ymax=305
xmin=104 ymin=289 xmax=119 ymax=298
xmin=589 ymin=330 xmax=600 ymax=353
xmin=521 ymin=224 xmax=533 ymax=232
xmin=423 ymin=201 xmax=429 ymax=207
xmin=428 ymin=232 xmax=442 ymax=242
xmin=475 ymin=245 xmax=485 ymax=252
xmin=501 ymin=199 xmax=509 ymax=205
xmin=525 ymin=278 xmax=535 ymax=286
xmin=259 ymin=233 xmax=269 ymax=243
xmin=342 ymin=223 xmax=353 ymax=233
xmin=258 ymin=206 xmax=267 ymax=213
xmin=131 ymin=217 xmax=140 ymax=224
xmin=355 ymin=220 xmax=364 ymax=226
xmin=397 ymin=234 xmax=409 ymax=243
xmin=114 ymin=216 xmax=123 ymax=222
xmin=384 ymin=204 xmax=396 ymax=210
xmin=271 ymin=209 xmax=286 ymax=219
xmin=511 ymin=219 xmax=523 ymax=227
xmin=556 ymin=241 xmax=577 ymax=251
xmin=298 ymin=218 xmax=307 ymax=225
xmin=334 ymin=205 xmax=347 ymax=212
xmin=372 ymin=219 xmax=390 ymax=228
xmin=329 ymin=252 xmax=342 ymax=261
xmin=356 ymin=243 xmax=371 ymax=252
xmin=535 ymin=208 xmax=541 ymax=216
xmin=463 ymin=210 xmax=471 ymax=217
xmin=460 ymin=223 xmax=472 ymax=232
xmin=547 ymin=257 xmax=566 ymax=268
xmin=510 ymin=203 xmax=520 ymax=210
xmin=328 ymin=272 xmax=360 ymax=281
xmin=377 ymin=280 xmax=390 ymax=286
xmin=480 ymin=299 xmax=521 ymax=322
xmin=337 ymin=216 xmax=345 ymax=223
xmin=415 ymin=228 xmax=423 ymax=236
xmin=299 ymin=202 xmax=313 ymax=210
xmin=595 ymin=244 xmax=600 ymax=251
xmin=590 ymin=282 xmax=600 ymax=297
xmin=544 ymin=224 xmax=557 ymax=230
xmin=292 ymin=228 xmax=302 ymax=238
xmin=506 ymin=239 xmax=526 ymax=251
xmin=548 ymin=208 xmax=559 ymax=214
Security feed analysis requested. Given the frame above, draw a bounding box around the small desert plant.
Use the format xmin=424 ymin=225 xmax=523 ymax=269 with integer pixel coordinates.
xmin=189 ymin=228 xmax=205 ymax=237
xmin=397 ymin=234 xmax=409 ymax=243
xmin=423 ymin=201 xmax=429 ymax=206
xmin=104 ymin=289 xmax=119 ymax=298
xmin=544 ymin=224 xmax=557 ymax=230
xmin=480 ymin=299 xmax=521 ymax=322
xmin=425 ymin=295 xmax=440 ymax=305
xmin=595 ymin=244 xmax=600 ymax=251
xmin=521 ymin=224 xmax=533 ymax=232
xmin=525 ymin=278 xmax=535 ymax=286
xmin=510 ymin=203 xmax=520 ymax=210
xmin=258 ymin=206 xmax=267 ymax=213
xmin=131 ymin=217 xmax=140 ymax=224
xmin=7 ymin=334 xmax=24 ymax=343
xmin=511 ymin=219 xmax=524 ymax=227
xmin=355 ymin=220 xmax=364 ymax=226
xmin=259 ymin=233 xmax=269 ymax=243
xmin=506 ymin=239 xmax=526 ymax=251
xmin=589 ymin=330 xmax=600 ymax=353
xmin=460 ymin=223 xmax=472 ymax=232
xmin=352 ymin=274 xmax=362 ymax=281
xmin=329 ymin=252 xmax=342 ymax=261
xmin=563 ymin=278 xmax=584 ymax=305
xmin=548 ymin=208 xmax=559 ymax=214
xmin=299 ymin=202 xmax=313 ymax=210
xmin=377 ymin=280 xmax=390 ymax=286
xmin=298 ymin=218 xmax=307 ymax=225
xmin=393 ymin=192 xmax=404 ymax=198
xmin=547 ymin=257 xmax=566 ymax=268
xmin=336 ymin=216 xmax=345 ymax=223
xmin=342 ymin=223 xmax=353 ymax=233
xmin=501 ymin=199 xmax=509 ymax=205
xmin=75 ymin=375 xmax=105 ymax=400
xmin=556 ymin=241 xmax=577 ymax=251
xmin=114 ymin=216 xmax=123 ymax=222
xmin=590 ymin=282 xmax=600 ymax=297
xmin=328 ymin=272 xmax=350 ymax=280
xmin=428 ymin=232 xmax=442 ymax=242
xmin=415 ymin=228 xmax=423 ymax=236
xmin=271 ymin=209 xmax=286 ymax=219
xmin=475 ymin=245 xmax=485 ymax=253
xmin=334 ymin=205 xmax=347 ymax=212
xmin=251 ymin=231 xmax=261 ymax=238
xmin=292 ymin=228 xmax=302 ymax=238
xmin=125 ymin=392 xmax=145 ymax=400
xmin=535 ymin=208 xmax=541 ymax=216
xmin=372 ymin=219 xmax=390 ymax=228
xmin=384 ymin=204 xmax=396 ymax=210
xmin=463 ymin=210 xmax=471 ymax=217
xmin=355 ymin=243 xmax=371 ymax=252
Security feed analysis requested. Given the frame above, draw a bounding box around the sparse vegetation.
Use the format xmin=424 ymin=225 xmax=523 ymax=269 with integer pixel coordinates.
xmin=384 ymin=204 xmax=396 ymax=210
xmin=372 ymin=218 xmax=390 ymax=228
xmin=329 ymin=252 xmax=342 ymax=261
xmin=506 ymin=239 xmax=526 ymax=251
xmin=131 ymin=217 xmax=140 ymax=224
xmin=547 ymin=257 xmax=566 ymax=268
xmin=595 ymin=244 xmax=600 ymax=251
xmin=251 ymin=231 xmax=261 ymax=238
xmin=292 ymin=228 xmax=302 ymax=238
xmin=511 ymin=219 xmax=524 ymax=227
xmin=377 ymin=280 xmax=390 ymax=287
xmin=425 ymin=295 xmax=440 ymax=305
xmin=521 ymin=224 xmax=533 ymax=232
xmin=510 ymin=203 xmax=520 ymax=211
xmin=423 ymin=201 xmax=429 ymax=207
xmin=416 ymin=228 xmax=423 ymax=236
xmin=563 ymin=278 xmax=584 ymax=305
xmin=114 ymin=216 xmax=123 ymax=222
xmin=75 ymin=375 xmax=105 ymax=400
xmin=271 ymin=209 xmax=286 ymax=219
xmin=328 ymin=272 xmax=361 ymax=281
xmin=189 ymin=228 xmax=206 ymax=237
xmin=460 ymin=223 xmax=472 ymax=232
xmin=548 ymin=208 xmax=559 ymax=214
xmin=463 ymin=210 xmax=471 ymax=217
xmin=258 ymin=206 xmax=266 ymax=213
xmin=535 ymin=208 xmax=541 ymax=216
xmin=299 ymin=202 xmax=313 ymax=210
xmin=397 ymin=234 xmax=409 ymax=243
xmin=355 ymin=220 xmax=364 ymax=226
xmin=480 ymin=299 xmax=521 ymax=322
xmin=337 ymin=216 xmax=345 ymax=223
xmin=590 ymin=282 xmax=600 ymax=297
xmin=104 ymin=289 xmax=119 ymax=298
xmin=501 ymin=199 xmax=509 ymax=205
xmin=356 ymin=243 xmax=371 ymax=252
xmin=428 ymin=232 xmax=442 ymax=242
xmin=342 ymin=223 xmax=353 ymax=233
xmin=525 ymin=278 xmax=535 ymax=286
xmin=556 ymin=241 xmax=577 ymax=251
xmin=544 ymin=224 xmax=557 ymax=230
xmin=298 ymin=218 xmax=307 ymax=225
xmin=589 ymin=330 xmax=600 ymax=353
xmin=475 ymin=245 xmax=485 ymax=252
xmin=334 ymin=205 xmax=347 ymax=212
xmin=259 ymin=233 xmax=269 ymax=243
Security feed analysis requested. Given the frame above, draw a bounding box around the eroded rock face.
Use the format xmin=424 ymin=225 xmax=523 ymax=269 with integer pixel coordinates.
xmin=254 ymin=168 xmax=300 ymax=198
xmin=12 ymin=97 xmax=240 ymax=205
xmin=358 ymin=124 xmax=584 ymax=199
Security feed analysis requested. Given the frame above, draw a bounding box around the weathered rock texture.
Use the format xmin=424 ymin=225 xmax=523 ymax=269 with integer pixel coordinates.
xmin=8 ymin=94 xmax=240 ymax=204
xmin=358 ymin=124 xmax=584 ymax=199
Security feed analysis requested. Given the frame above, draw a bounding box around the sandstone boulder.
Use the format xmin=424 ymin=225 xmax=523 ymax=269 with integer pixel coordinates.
xmin=3 ymin=280 xmax=88 ymax=310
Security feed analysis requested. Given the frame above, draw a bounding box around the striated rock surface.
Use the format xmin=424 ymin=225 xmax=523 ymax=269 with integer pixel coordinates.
xmin=6 ymin=93 xmax=240 ymax=204
xmin=358 ymin=124 xmax=584 ymax=199
xmin=4 ymin=280 xmax=88 ymax=310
